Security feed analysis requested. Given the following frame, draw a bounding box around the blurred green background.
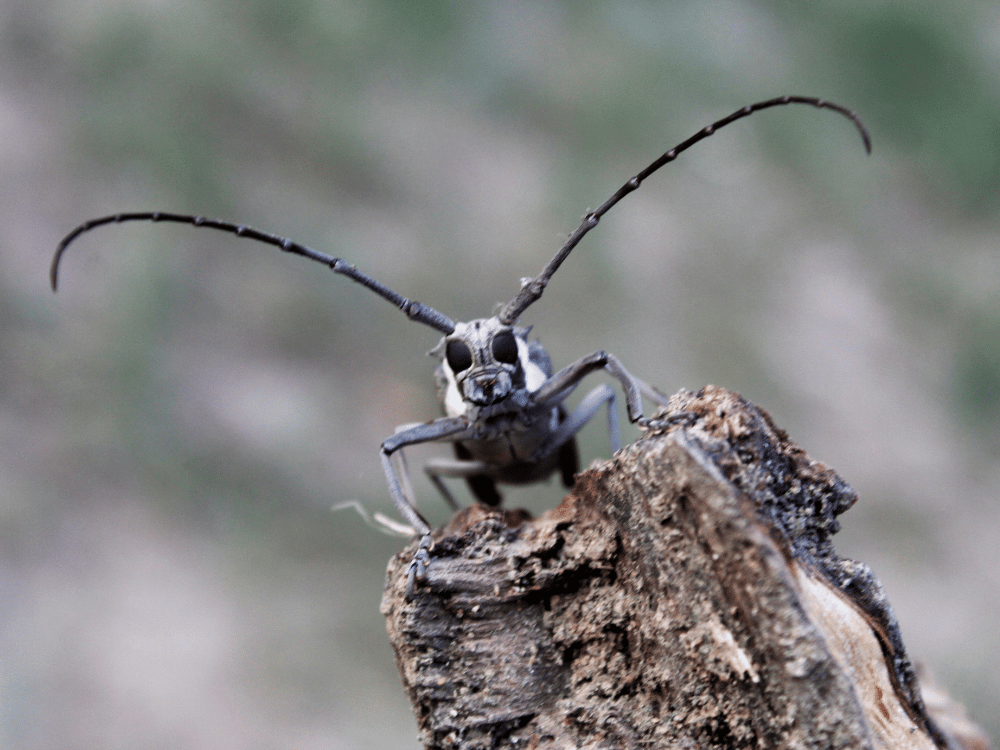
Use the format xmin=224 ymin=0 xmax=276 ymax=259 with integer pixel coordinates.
xmin=2 ymin=0 xmax=999 ymax=746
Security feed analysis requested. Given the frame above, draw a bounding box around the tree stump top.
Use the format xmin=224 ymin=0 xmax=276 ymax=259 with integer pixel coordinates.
xmin=382 ymin=385 xmax=990 ymax=750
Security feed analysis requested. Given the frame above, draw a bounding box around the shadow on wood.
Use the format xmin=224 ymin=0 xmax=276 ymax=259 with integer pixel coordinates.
xmin=382 ymin=385 xmax=991 ymax=750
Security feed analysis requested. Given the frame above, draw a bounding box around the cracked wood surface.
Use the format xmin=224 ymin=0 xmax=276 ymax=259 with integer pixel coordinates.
xmin=382 ymin=385 xmax=990 ymax=750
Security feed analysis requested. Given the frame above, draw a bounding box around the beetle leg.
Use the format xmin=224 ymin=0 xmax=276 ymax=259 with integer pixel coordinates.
xmin=533 ymin=351 xmax=694 ymax=433
xmin=381 ymin=416 xmax=476 ymax=599
xmin=529 ymin=384 xmax=619 ymax=461
xmin=423 ymin=457 xmax=498 ymax=510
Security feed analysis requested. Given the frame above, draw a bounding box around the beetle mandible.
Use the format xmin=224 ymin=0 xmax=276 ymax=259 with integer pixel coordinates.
xmin=51 ymin=95 xmax=871 ymax=598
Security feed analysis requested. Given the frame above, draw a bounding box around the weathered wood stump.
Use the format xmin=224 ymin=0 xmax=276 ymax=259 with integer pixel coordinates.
xmin=382 ymin=385 xmax=991 ymax=750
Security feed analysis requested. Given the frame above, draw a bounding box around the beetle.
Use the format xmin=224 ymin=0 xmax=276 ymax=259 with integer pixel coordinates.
xmin=51 ymin=95 xmax=870 ymax=598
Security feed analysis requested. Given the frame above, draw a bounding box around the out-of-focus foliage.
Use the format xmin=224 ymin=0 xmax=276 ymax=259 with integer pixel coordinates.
xmin=2 ymin=0 xmax=998 ymax=747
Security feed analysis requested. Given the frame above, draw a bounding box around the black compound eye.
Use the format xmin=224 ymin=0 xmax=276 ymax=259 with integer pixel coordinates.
xmin=491 ymin=331 xmax=518 ymax=365
xmin=446 ymin=340 xmax=473 ymax=373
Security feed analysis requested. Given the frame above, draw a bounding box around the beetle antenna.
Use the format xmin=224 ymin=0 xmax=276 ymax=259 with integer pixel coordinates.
xmin=50 ymin=212 xmax=456 ymax=335
xmin=498 ymin=95 xmax=871 ymax=325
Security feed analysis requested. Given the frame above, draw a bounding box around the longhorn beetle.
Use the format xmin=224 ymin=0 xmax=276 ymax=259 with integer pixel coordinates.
xmin=51 ymin=95 xmax=870 ymax=599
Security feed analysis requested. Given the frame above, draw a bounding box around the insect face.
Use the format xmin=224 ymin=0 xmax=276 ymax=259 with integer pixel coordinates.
xmin=434 ymin=319 xmax=546 ymax=416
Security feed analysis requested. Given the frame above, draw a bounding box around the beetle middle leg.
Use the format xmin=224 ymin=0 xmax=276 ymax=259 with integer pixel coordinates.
xmin=423 ymin=455 xmax=497 ymax=510
xmin=529 ymin=383 xmax=621 ymax=463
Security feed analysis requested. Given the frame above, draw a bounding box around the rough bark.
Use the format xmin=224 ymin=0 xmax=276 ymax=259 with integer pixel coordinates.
xmin=382 ymin=385 xmax=991 ymax=750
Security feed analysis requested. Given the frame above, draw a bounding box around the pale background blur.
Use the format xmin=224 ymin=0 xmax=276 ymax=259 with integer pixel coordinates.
xmin=2 ymin=1 xmax=999 ymax=747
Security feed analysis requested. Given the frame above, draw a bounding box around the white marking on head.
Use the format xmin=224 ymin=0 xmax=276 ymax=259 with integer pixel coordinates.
xmin=441 ymin=361 xmax=466 ymax=417
xmin=519 ymin=336 xmax=547 ymax=393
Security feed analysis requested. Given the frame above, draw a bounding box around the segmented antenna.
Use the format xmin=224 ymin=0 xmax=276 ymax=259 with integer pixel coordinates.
xmin=498 ymin=95 xmax=871 ymax=325
xmin=50 ymin=211 xmax=456 ymax=335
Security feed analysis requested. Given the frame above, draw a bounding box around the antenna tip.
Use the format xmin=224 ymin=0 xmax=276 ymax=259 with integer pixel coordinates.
xmin=860 ymin=126 xmax=873 ymax=155
xmin=49 ymin=241 xmax=70 ymax=292
xmin=845 ymin=108 xmax=872 ymax=155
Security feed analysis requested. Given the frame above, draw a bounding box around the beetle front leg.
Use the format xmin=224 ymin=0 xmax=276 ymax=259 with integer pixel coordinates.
xmin=380 ymin=416 xmax=476 ymax=599
xmin=532 ymin=351 xmax=694 ymax=432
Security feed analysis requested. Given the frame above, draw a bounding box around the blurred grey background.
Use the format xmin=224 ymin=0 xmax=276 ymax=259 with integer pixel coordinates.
xmin=2 ymin=0 xmax=999 ymax=747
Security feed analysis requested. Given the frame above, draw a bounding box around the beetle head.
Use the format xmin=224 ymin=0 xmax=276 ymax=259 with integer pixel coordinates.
xmin=432 ymin=317 xmax=537 ymax=415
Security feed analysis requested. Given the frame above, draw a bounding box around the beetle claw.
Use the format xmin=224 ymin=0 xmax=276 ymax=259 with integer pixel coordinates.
xmin=404 ymin=533 xmax=433 ymax=601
